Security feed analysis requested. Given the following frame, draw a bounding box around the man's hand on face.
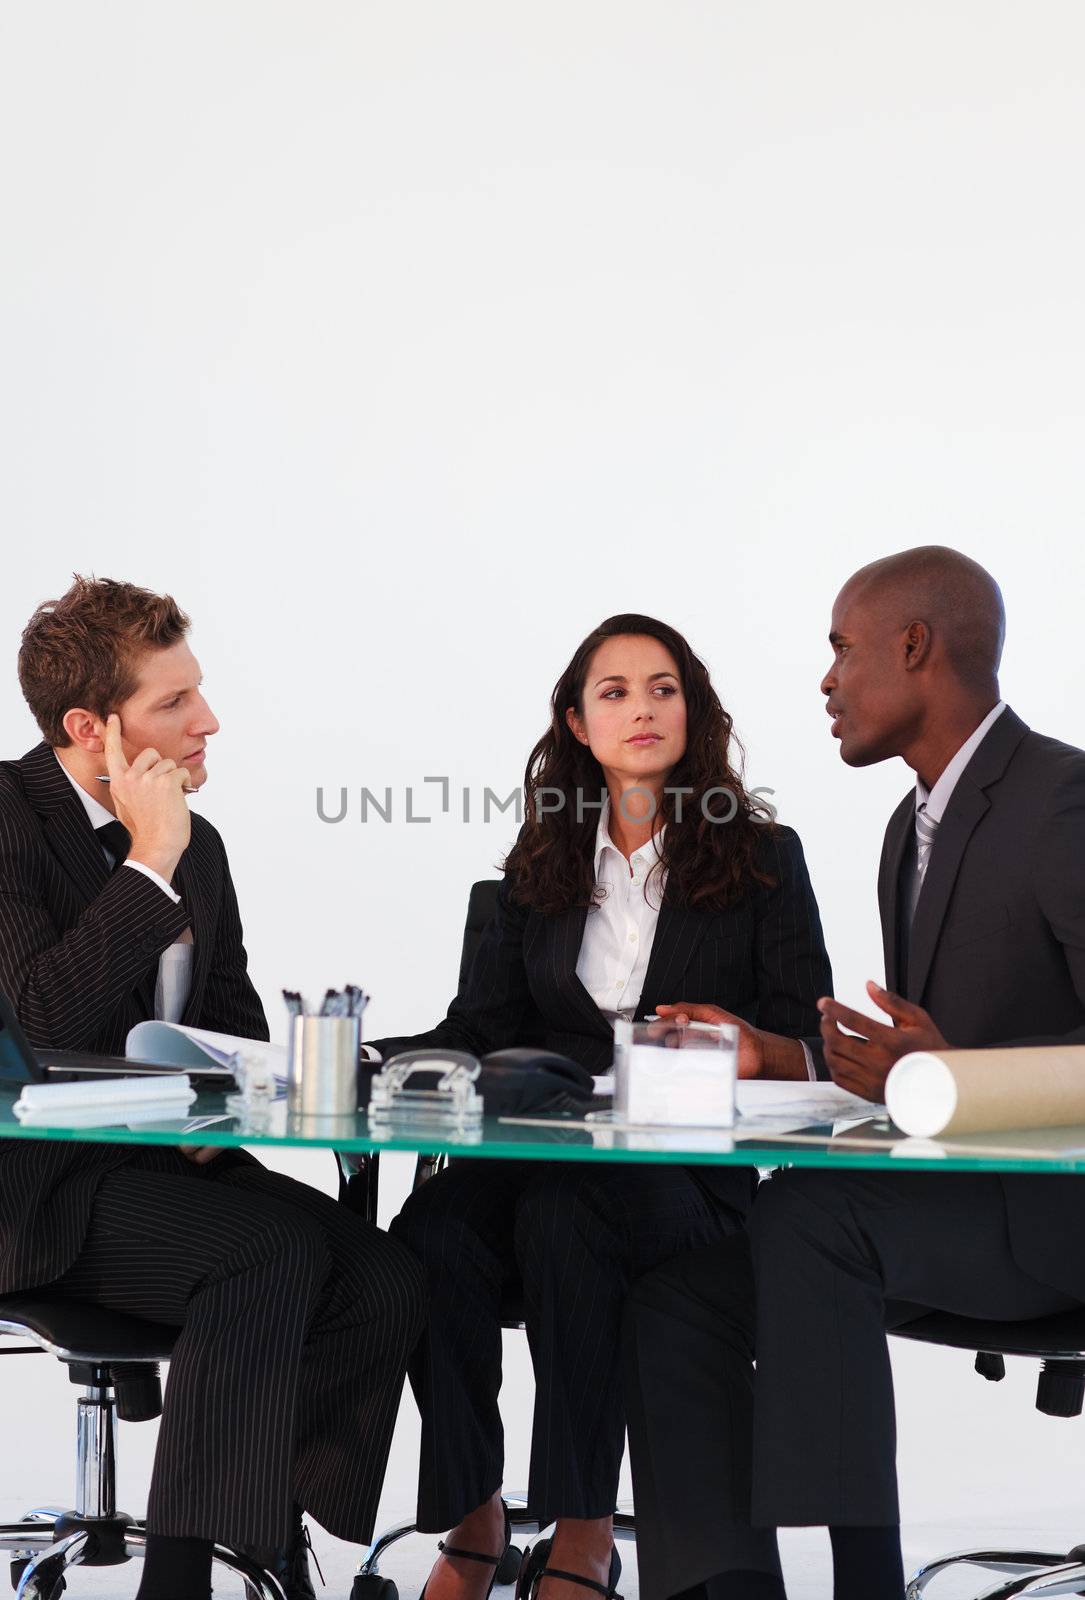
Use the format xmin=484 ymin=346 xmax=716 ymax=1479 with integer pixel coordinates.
xmin=103 ymin=713 xmax=192 ymax=883
xmin=818 ymin=981 xmax=949 ymax=1101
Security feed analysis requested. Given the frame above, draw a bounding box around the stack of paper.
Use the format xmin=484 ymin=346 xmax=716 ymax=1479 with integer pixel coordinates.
xmin=14 ymin=1074 xmax=196 ymax=1128
xmin=735 ymin=1079 xmax=884 ymax=1133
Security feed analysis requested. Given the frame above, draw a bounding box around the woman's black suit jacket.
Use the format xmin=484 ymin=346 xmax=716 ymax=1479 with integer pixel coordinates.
xmin=371 ymin=823 xmax=833 ymax=1203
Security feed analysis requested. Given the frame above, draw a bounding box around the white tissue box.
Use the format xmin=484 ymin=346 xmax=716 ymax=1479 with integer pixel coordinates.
xmin=614 ymin=1021 xmax=737 ymax=1127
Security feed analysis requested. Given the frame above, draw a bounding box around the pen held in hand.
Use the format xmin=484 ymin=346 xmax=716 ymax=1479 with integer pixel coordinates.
xmin=95 ymin=774 xmax=198 ymax=795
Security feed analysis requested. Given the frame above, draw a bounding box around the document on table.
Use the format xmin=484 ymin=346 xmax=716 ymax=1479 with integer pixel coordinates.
xmin=735 ymin=1079 xmax=884 ymax=1132
xmin=587 ymin=1076 xmax=867 ymax=1111
xmin=502 ymin=1079 xmax=884 ymax=1138
xmin=126 ymin=1021 xmax=287 ymax=1083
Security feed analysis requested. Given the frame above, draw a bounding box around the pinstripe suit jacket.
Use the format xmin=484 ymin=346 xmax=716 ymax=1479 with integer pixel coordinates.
xmin=0 ymin=740 xmax=268 ymax=1294
xmin=372 ymin=824 xmax=832 ymax=1196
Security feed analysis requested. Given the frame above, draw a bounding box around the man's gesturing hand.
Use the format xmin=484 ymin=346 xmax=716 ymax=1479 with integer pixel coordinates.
xmin=819 ymin=980 xmax=949 ymax=1102
xmin=654 ymin=1002 xmax=810 ymax=1080
xmin=104 ymin=714 xmax=192 ymax=883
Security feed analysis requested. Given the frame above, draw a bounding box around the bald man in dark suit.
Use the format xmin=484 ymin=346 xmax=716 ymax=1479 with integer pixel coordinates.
xmin=623 ymin=548 xmax=1085 ymax=1600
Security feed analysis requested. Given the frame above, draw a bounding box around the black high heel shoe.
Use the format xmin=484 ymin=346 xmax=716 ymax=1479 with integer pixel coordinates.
xmin=515 ymin=1538 xmax=622 ymax=1600
xmin=419 ymin=1504 xmax=513 ymax=1600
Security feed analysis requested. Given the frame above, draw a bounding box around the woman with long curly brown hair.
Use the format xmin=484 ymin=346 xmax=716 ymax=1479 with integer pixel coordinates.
xmin=369 ymin=614 xmax=832 ymax=1600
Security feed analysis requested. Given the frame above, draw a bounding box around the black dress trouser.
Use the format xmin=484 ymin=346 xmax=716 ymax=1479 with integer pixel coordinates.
xmin=391 ymin=1158 xmax=748 ymax=1533
xmin=623 ymin=1169 xmax=1081 ymax=1600
xmin=46 ymin=1147 xmax=426 ymax=1556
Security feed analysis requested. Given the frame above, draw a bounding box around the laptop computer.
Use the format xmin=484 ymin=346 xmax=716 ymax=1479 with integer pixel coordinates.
xmin=0 ymin=988 xmax=235 ymax=1089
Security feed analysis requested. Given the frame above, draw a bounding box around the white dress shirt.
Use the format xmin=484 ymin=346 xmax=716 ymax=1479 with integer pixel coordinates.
xmin=915 ymin=700 xmax=1007 ymax=823
xmin=911 ymin=701 xmax=1007 ymax=908
xmin=57 ymin=755 xmax=194 ymax=1023
xmin=575 ymin=803 xmax=667 ymax=1020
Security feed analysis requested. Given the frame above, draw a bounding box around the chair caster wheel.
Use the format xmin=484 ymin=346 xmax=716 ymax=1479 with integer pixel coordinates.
xmin=10 ymin=1560 xmax=65 ymax=1600
xmin=496 ymin=1545 xmax=523 ymax=1586
xmin=349 ymin=1577 xmax=398 ymax=1600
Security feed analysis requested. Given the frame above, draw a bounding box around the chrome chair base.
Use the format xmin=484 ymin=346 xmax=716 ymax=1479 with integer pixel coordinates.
xmin=0 ymin=1515 xmax=288 ymax=1600
xmin=354 ymin=1493 xmax=636 ymax=1587
xmin=907 ymin=1545 xmax=1085 ymax=1598
xmin=0 ymin=1338 xmax=288 ymax=1600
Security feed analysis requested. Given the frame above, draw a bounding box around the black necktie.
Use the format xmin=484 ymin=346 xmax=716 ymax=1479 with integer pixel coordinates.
xmin=97 ymin=819 xmax=132 ymax=869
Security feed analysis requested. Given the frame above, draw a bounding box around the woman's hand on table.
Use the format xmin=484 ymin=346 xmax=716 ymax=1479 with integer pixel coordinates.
xmin=654 ymin=1002 xmax=809 ymax=1080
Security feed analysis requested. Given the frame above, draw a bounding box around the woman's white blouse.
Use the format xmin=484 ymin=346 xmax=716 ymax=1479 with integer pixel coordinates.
xmin=574 ymin=802 xmax=666 ymax=1021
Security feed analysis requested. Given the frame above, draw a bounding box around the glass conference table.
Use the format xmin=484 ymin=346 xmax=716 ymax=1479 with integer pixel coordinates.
xmin=4 ymin=1083 xmax=1085 ymax=1173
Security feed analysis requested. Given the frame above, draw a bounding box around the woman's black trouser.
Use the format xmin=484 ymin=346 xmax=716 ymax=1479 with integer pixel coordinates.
xmin=47 ymin=1147 xmax=426 ymax=1557
xmin=391 ymin=1157 xmax=750 ymax=1533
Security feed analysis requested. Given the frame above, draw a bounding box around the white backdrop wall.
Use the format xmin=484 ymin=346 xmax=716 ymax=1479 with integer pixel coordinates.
xmin=2 ymin=1 xmax=1085 ymax=1585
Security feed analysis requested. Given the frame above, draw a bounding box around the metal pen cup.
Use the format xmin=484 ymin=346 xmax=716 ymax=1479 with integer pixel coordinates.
xmin=287 ymin=1016 xmax=360 ymax=1117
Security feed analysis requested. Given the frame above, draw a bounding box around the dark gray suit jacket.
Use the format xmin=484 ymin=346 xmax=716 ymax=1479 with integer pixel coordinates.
xmin=879 ymin=705 xmax=1085 ymax=1296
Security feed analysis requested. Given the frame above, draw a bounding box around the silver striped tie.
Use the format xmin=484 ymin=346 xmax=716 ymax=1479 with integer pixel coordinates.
xmin=911 ymin=802 xmax=939 ymax=918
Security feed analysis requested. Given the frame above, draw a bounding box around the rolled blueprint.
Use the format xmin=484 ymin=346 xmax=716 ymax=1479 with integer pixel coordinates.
xmin=886 ymin=1046 xmax=1085 ymax=1138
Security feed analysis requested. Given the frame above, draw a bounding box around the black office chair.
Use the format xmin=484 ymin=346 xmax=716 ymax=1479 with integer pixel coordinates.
xmin=351 ymin=881 xmax=635 ymax=1598
xmin=0 ymin=1295 xmax=286 ymax=1600
xmin=892 ymin=1307 xmax=1085 ymax=1596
